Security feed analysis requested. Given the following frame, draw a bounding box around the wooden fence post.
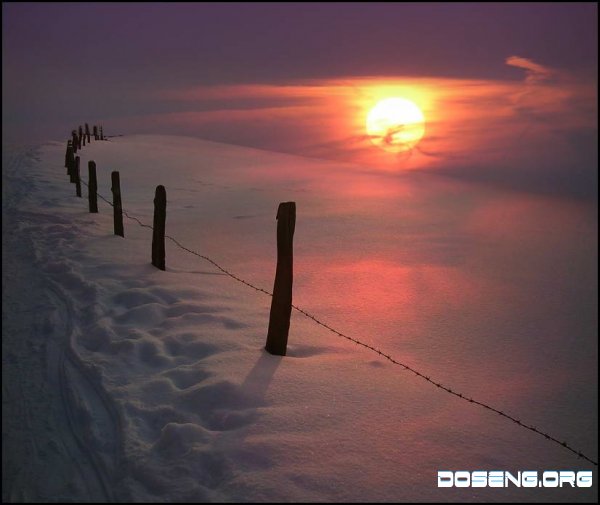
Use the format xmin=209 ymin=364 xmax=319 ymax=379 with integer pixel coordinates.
xmin=88 ymin=161 xmax=98 ymax=213
xmin=65 ymin=140 xmax=72 ymax=169
xmin=82 ymin=133 xmax=86 ymax=146
xmin=67 ymin=146 xmax=75 ymax=178
xmin=151 ymin=185 xmax=167 ymax=270
xmin=85 ymin=123 xmax=91 ymax=143
xmin=93 ymin=125 xmax=98 ymax=141
xmin=111 ymin=171 xmax=124 ymax=237
xmin=100 ymin=126 xmax=104 ymax=140
xmin=70 ymin=155 xmax=78 ymax=183
xmin=72 ymin=130 xmax=78 ymax=153
xmin=78 ymin=126 xmax=83 ymax=148
xmin=265 ymin=201 xmax=296 ymax=356
xmin=75 ymin=157 xmax=82 ymax=197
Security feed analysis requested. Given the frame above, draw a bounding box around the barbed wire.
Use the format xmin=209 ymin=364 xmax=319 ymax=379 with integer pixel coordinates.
xmin=77 ymin=172 xmax=597 ymax=467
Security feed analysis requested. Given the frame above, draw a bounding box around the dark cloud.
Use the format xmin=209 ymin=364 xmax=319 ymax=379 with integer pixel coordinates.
xmin=427 ymin=127 xmax=598 ymax=202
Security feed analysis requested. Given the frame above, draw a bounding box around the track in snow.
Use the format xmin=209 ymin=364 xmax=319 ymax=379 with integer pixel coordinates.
xmin=2 ymin=145 xmax=125 ymax=502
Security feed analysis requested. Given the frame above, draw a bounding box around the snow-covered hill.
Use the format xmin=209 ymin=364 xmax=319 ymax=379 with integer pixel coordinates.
xmin=2 ymin=135 xmax=597 ymax=502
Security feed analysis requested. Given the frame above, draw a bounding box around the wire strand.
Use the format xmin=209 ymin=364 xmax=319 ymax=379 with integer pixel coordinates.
xmin=77 ymin=172 xmax=597 ymax=467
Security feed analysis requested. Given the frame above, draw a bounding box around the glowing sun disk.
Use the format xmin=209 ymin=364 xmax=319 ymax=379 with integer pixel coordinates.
xmin=366 ymin=97 xmax=425 ymax=152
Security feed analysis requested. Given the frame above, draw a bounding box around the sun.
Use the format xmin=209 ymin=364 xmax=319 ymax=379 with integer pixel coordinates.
xmin=366 ymin=97 xmax=425 ymax=153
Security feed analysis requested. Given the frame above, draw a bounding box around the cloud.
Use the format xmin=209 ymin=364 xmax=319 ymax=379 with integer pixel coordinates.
xmin=504 ymin=55 xmax=593 ymax=126
xmin=99 ymin=62 xmax=596 ymax=201
xmin=505 ymin=55 xmax=555 ymax=84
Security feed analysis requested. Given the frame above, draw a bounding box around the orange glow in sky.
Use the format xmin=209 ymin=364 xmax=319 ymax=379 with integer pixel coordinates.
xmin=114 ymin=57 xmax=595 ymax=178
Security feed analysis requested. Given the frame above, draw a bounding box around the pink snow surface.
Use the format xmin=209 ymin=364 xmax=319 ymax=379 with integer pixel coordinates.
xmin=8 ymin=135 xmax=597 ymax=502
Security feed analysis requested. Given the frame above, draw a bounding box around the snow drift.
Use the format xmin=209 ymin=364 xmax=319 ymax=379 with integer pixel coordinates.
xmin=2 ymin=135 xmax=597 ymax=502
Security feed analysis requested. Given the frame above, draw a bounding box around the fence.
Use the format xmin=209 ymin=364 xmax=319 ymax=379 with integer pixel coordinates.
xmin=62 ymin=124 xmax=597 ymax=467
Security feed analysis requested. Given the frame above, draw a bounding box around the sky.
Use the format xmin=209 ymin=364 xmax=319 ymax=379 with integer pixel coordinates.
xmin=2 ymin=2 xmax=598 ymax=199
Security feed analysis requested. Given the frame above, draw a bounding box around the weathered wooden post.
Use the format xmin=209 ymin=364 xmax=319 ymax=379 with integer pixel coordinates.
xmin=151 ymin=185 xmax=167 ymax=270
xmin=67 ymin=145 xmax=75 ymax=177
xmin=85 ymin=123 xmax=91 ymax=143
xmin=100 ymin=126 xmax=104 ymax=140
xmin=78 ymin=126 xmax=83 ymax=148
xmin=72 ymin=130 xmax=78 ymax=153
xmin=70 ymin=155 xmax=78 ymax=183
xmin=111 ymin=171 xmax=124 ymax=237
xmin=82 ymin=133 xmax=86 ymax=146
xmin=75 ymin=157 xmax=82 ymax=197
xmin=88 ymin=161 xmax=98 ymax=213
xmin=65 ymin=140 xmax=72 ymax=168
xmin=265 ymin=201 xmax=296 ymax=356
xmin=93 ymin=125 xmax=98 ymax=141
